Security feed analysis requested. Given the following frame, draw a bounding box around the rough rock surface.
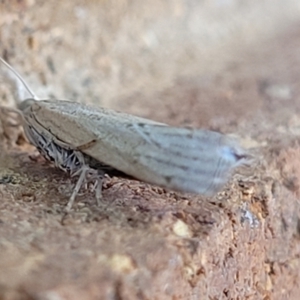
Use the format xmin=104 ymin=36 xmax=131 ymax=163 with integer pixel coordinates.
xmin=0 ymin=1 xmax=300 ymax=299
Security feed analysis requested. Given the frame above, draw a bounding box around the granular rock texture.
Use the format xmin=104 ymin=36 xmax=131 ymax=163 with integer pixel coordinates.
xmin=0 ymin=1 xmax=300 ymax=299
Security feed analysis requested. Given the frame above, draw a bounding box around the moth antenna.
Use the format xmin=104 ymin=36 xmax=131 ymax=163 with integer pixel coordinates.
xmin=0 ymin=56 xmax=39 ymax=100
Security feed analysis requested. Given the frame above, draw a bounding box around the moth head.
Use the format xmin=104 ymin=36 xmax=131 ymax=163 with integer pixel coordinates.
xmin=18 ymin=98 xmax=37 ymax=113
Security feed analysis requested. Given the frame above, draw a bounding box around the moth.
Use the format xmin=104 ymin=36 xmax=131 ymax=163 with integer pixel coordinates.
xmin=0 ymin=57 xmax=249 ymax=210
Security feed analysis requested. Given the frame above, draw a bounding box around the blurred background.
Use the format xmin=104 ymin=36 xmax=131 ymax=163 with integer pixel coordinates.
xmin=1 ymin=0 xmax=300 ymax=133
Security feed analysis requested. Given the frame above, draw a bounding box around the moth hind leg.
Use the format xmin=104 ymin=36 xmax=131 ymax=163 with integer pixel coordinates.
xmin=90 ymin=175 xmax=105 ymax=206
xmin=65 ymin=166 xmax=89 ymax=211
xmin=66 ymin=165 xmax=105 ymax=211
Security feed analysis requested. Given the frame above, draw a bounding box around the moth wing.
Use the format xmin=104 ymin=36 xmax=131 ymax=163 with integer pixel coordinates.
xmin=86 ymin=120 xmax=247 ymax=196
xmin=29 ymin=100 xmax=247 ymax=196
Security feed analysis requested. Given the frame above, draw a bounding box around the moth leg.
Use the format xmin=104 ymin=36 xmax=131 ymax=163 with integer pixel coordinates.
xmin=95 ymin=180 xmax=102 ymax=206
xmin=94 ymin=176 xmax=105 ymax=206
xmin=65 ymin=166 xmax=89 ymax=211
xmin=88 ymin=171 xmax=105 ymax=206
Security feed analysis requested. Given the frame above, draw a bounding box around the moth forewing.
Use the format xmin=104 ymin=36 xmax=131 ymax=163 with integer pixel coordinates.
xmin=28 ymin=100 xmax=164 ymax=143
xmin=28 ymin=99 xmax=248 ymax=196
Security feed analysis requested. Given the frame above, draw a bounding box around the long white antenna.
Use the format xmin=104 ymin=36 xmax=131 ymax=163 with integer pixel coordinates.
xmin=0 ymin=56 xmax=39 ymax=100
